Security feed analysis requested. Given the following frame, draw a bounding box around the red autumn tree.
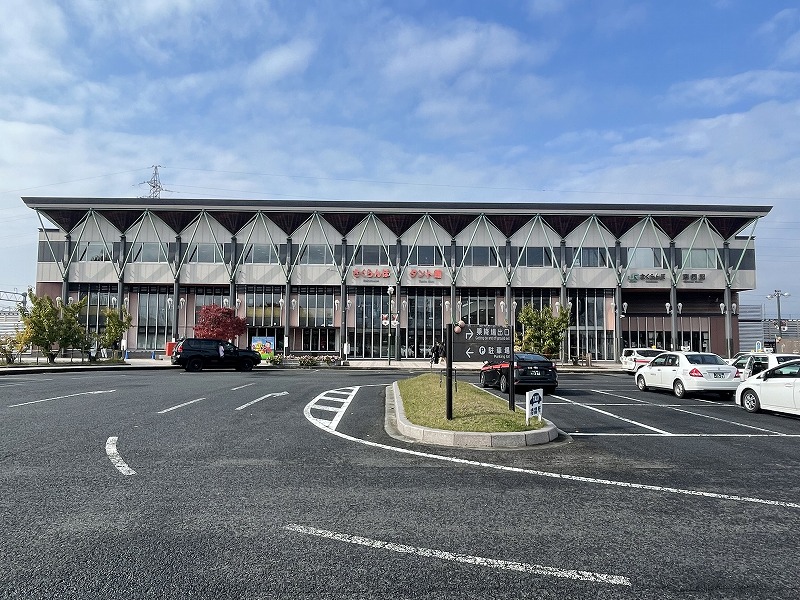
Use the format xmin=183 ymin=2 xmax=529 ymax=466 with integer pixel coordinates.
xmin=192 ymin=304 xmax=247 ymax=341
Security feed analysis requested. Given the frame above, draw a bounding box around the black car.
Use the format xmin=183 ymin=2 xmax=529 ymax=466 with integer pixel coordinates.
xmin=479 ymin=352 xmax=558 ymax=394
xmin=171 ymin=338 xmax=262 ymax=372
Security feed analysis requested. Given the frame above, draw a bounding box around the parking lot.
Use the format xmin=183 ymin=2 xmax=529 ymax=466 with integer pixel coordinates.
xmin=525 ymin=372 xmax=800 ymax=438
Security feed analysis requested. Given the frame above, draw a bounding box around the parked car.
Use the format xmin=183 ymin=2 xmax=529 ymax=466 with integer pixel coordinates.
xmin=479 ymin=353 xmax=558 ymax=394
xmin=635 ymin=351 xmax=739 ymax=399
xmin=735 ymin=358 xmax=800 ymax=415
xmin=621 ymin=348 xmax=663 ymax=374
xmin=729 ymin=352 xmax=800 ymax=380
xmin=171 ymin=338 xmax=262 ymax=372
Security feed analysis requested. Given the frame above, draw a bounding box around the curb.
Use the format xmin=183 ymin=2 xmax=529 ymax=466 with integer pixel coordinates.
xmin=390 ymin=381 xmax=560 ymax=449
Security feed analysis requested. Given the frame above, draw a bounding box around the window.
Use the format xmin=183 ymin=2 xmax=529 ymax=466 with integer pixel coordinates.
xmin=130 ymin=242 xmax=168 ymax=263
xmin=298 ymin=244 xmax=334 ymax=265
xmin=408 ymin=245 xmax=444 ymax=266
xmin=242 ymin=244 xmax=279 ymax=264
xmin=626 ymin=248 xmax=667 ymax=269
xmin=462 ymin=246 xmax=501 ymax=267
xmin=353 ymin=245 xmax=391 ymax=266
xmin=574 ymin=247 xmax=610 ymax=268
xmin=683 ymin=249 xmax=719 ymax=269
xmin=75 ymin=241 xmax=111 ymax=262
xmin=186 ymin=243 xmax=224 ymax=264
xmin=519 ymin=247 xmax=553 ymax=267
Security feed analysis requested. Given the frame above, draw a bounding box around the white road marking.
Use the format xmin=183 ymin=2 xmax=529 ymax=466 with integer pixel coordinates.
xmin=8 ymin=389 xmax=117 ymax=407
xmin=285 ymin=524 xmax=631 ymax=586
xmin=231 ymin=382 xmax=256 ymax=391
xmin=550 ymin=394 xmax=673 ymax=435
xmin=304 ymin=389 xmax=800 ymax=510
xmin=105 ymin=436 xmax=136 ymax=475
xmin=235 ymin=391 xmax=288 ymax=411
xmin=158 ymin=398 xmax=204 ymax=413
xmin=305 ymin=387 xmax=359 ymax=430
xmin=593 ymin=390 xmax=786 ymax=435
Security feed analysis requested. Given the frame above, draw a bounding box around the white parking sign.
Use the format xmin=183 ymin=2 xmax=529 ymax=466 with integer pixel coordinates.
xmin=525 ymin=389 xmax=543 ymax=425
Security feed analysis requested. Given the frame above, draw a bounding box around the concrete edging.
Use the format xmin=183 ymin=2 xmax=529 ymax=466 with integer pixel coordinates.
xmin=391 ymin=381 xmax=559 ymax=448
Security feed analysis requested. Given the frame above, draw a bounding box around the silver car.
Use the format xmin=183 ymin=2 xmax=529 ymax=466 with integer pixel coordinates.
xmin=635 ymin=351 xmax=739 ymax=399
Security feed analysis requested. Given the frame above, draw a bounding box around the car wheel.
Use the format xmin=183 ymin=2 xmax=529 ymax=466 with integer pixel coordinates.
xmin=636 ymin=375 xmax=648 ymax=391
xmin=186 ymin=358 xmax=203 ymax=372
xmin=499 ymin=373 xmax=509 ymax=393
xmin=673 ymin=379 xmax=686 ymax=399
xmin=479 ymin=371 xmax=489 ymax=388
xmin=239 ymin=358 xmax=254 ymax=372
xmin=741 ymin=389 xmax=761 ymax=413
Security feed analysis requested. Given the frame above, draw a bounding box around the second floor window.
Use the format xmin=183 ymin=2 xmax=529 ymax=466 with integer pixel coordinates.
xmin=186 ymin=243 xmax=223 ymax=263
xmin=130 ymin=242 xmax=168 ymax=263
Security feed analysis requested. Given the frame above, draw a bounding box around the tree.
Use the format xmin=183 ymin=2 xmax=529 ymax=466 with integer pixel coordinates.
xmin=0 ymin=329 xmax=28 ymax=364
xmin=98 ymin=307 xmax=133 ymax=359
xmin=17 ymin=289 xmax=87 ymax=362
xmin=516 ymin=303 xmax=571 ymax=358
xmin=193 ymin=304 xmax=247 ymax=341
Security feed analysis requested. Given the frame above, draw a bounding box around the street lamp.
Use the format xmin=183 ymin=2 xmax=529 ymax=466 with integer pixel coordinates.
xmin=387 ymin=285 xmax=394 ymax=366
xmin=767 ymin=290 xmax=790 ymax=348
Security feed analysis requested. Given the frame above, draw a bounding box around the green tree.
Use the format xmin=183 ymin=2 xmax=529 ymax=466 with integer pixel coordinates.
xmin=0 ymin=329 xmax=28 ymax=364
xmin=193 ymin=304 xmax=247 ymax=340
xmin=98 ymin=307 xmax=133 ymax=359
xmin=17 ymin=290 xmax=87 ymax=362
xmin=516 ymin=303 xmax=571 ymax=358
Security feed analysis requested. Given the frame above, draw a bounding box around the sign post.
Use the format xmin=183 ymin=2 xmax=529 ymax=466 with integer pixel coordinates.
xmin=525 ymin=389 xmax=543 ymax=426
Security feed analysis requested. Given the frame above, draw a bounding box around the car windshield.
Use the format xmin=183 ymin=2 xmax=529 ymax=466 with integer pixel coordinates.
xmin=638 ymin=350 xmax=662 ymax=357
xmin=514 ymin=353 xmax=549 ymax=362
xmin=686 ymin=354 xmax=726 ymax=365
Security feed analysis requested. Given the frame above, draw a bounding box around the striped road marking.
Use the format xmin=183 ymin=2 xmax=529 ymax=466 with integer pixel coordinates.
xmin=105 ymin=436 xmax=136 ymax=475
xmin=305 ymin=386 xmax=360 ymax=430
xmin=285 ymin=524 xmax=631 ymax=586
xmin=304 ymin=387 xmax=800 ymax=510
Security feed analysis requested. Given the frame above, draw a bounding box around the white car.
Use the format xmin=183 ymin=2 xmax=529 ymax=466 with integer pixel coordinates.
xmin=621 ymin=348 xmax=663 ymax=374
xmin=635 ymin=351 xmax=739 ymax=399
xmin=735 ymin=359 xmax=800 ymax=416
xmin=729 ymin=352 xmax=800 ymax=380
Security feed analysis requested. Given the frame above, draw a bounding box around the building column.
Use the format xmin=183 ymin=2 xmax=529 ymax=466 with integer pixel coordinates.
xmin=283 ymin=237 xmax=292 ymax=356
xmin=340 ymin=237 xmax=348 ymax=364
xmin=669 ymin=241 xmax=678 ymax=350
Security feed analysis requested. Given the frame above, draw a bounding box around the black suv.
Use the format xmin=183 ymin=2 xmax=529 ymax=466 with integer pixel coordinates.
xmin=171 ymin=338 xmax=262 ymax=372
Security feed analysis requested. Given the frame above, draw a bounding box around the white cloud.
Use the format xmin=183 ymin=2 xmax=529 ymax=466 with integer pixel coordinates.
xmin=245 ymin=39 xmax=317 ymax=87
xmin=666 ymin=70 xmax=800 ymax=108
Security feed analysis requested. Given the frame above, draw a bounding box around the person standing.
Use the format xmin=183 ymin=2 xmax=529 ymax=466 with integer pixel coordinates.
xmin=432 ymin=343 xmax=440 ymax=364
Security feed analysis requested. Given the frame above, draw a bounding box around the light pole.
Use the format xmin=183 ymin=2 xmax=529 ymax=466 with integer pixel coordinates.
xmin=387 ymin=285 xmax=394 ymax=366
xmin=767 ymin=290 xmax=790 ymax=350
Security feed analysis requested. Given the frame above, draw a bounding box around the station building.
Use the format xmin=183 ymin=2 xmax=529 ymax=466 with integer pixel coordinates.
xmin=22 ymin=197 xmax=771 ymax=362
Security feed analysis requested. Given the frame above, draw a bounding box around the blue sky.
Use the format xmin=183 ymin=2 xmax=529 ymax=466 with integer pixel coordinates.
xmin=1 ymin=0 xmax=800 ymax=317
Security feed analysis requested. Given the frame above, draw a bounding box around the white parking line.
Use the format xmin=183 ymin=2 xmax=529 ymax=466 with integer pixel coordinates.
xmin=8 ymin=389 xmax=117 ymax=408
xmin=594 ymin=390 xmax=787 ymax=435
xmin=285 ymin=524 xmax=631 ymax=586
xmin=304 ymin=389 xmax=800 ymax=510
xmin=158 ymin=398 xmax=204 ymax=413
xmin=105 ymin=436 xmax=136 ymax=475
xmin=231 ymin=382 xmax=256 ymax=391
xmin=550 ymin=394 xmax=673 ymax=435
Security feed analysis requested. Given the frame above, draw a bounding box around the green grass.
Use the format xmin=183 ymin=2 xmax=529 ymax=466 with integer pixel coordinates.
xmin=397 ymin=373 xmax=545 ymax=432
